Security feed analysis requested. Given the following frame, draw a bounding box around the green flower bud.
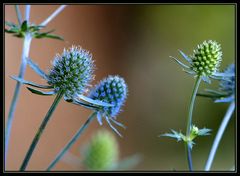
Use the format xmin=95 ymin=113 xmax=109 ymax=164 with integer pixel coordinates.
xmin=82 ymin=130 xmax=119 ymax=170
xmin=191 ymin=40 xmax=222 ymax=76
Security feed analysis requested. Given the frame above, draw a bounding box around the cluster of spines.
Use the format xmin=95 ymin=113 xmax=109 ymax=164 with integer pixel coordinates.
xmin=47 ymin=46 xmax=95 ymax=98
xmin=89 ymin=75 xmax=128 ymax=118
xmin=191 ymin=40 xmax=222 ymax=76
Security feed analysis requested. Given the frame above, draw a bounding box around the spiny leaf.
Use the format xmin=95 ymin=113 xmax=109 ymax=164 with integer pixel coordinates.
xmin=170 ymin=56 xmax=190 ymax=69
xmin=5 ymin=21 xmax=18 ymax=28
xmin=178 ymin=50 xmax=191 ymax=63
xmin=198 ymin=128 xmax=212 ymax=136
xmin=69 ymin=98 xmax=100 ymax=111
xmin=77 ymin=94 xmax=114 ymax=108
xmin=27 ymin=87 xmax=56 ymax=96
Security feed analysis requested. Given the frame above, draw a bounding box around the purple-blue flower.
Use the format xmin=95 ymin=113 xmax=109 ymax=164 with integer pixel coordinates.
xmin=88 ymin=75 xmax=128 ymax=136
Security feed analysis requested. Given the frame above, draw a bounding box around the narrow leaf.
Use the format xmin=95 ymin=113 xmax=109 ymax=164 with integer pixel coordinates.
xmin=21 ymin=20 xmax=28 ymax=32
xmin=27 ymin=87 xmax=56 ymax=96
xmin=70 ymin=98 xmax=100 ymax=111
xmin=5 ymin=21 xmax=17 ymax=28
xmin=198 ymin=128 xmax=212 ymax=136
xmin=27 ymin=58 xmax=48 ymax=80
xmin=214 ymin=96 xmax=234 ymax=103
xmin=5 ymin=29 xmax=19 ymax=33
xmin=197 ymin=92 xmax=223 ymax=99
xmin=170 ymin=56 xmax=190 ymax=69
xmin=178 ymin=50 xmax=191 ymax=63
xmin=77 ymin=94 xmax=114 ymax=107
xmin=42 ymin=34 xmax=64 ymax=41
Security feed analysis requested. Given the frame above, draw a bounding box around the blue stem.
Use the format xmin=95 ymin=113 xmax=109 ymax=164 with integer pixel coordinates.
xmin=25 ymin=5 xmax=31 ymax=22
xmin=15 ymin=5 xmax=22 ymax=24
xmin=47 ymin=112 xmax=97 ymax=170
xmin=5 ymin=33 xmax=32 ymax=164
xmin=204 ymin=101 xmax=235 ymax=171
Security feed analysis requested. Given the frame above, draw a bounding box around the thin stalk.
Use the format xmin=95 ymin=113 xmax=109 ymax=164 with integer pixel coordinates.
xmin=47 ymin=112 xmax=97 ymax=170
xmin=20 ymin=91 xmax=64 ymax=171
xmin=25 ymin=5 xmax=31 ymax=22
xmin=185 ymin=76 xmax=202 ymax=171
xmin=5 ymin=33 xmax=32 ymax=162
xmin=204 ymin=101 xmax=235 ymax=171
xmin=15 ymin=5 xmax=22 ymax=24
xmin=40 ymin=5 xmax=67 ymax=26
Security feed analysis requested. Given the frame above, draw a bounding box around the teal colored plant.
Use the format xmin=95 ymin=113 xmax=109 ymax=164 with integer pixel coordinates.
xmin=5 ymin=5 xmax=66 ymax=166
xmin=197 ymin=64 xmax=235 ymax=171
xmin=13 ymin=46 xmax=115 ymax=171
xmin=47 ymin=75 xmax=128 ymax=170
xmin=161 ymin=40 xmax=234 ymax=171
xmin=6 ymin=5 xmax=130 ymax=171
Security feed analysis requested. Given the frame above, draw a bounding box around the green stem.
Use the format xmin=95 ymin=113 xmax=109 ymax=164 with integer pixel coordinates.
xmin=185 ymin=76 xmax=202 ymax=171
xmin=20 ymin=91 xmax=64 ymax=171
xmin=204 ymin=101 xmax=235 ymax=171
xmin=47 ymin=112 xmax=97 ymax=171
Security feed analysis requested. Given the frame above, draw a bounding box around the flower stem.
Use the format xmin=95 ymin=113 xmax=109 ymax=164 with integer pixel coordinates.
xmin=47 ymin=112 xmax=97 ymax=171
xmin=15 ymin=5 xmax=22 ymax=24
xmin=20 ymin=91 xmax=64 ymax=171
xmin=204 ymin=101 xmax=235 ymax=171
xmin=185 ymin=76 xmax=202 ymax=171
xmin=5 ymin=33 xmax=32 ymax=163
xmin=25 ymin=5 xmax=31 ymax=22
xmin=40 ymin=5 xmax=67 ymax=26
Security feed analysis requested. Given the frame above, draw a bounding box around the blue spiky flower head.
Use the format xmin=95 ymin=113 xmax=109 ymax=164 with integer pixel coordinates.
xmin=219 ymin=64 xmax=235 ymax=94
xmin=89 ymin=75 xmax=128 ymax=118
xmin=47 ymin=46 xmax=95 ymax=99
xmin=191 ymin=40 xmax=222 ymax=77
xmin=82 ymin=130 xmax=119 ymax=170
xmin=88 ymin=75 xmax=128 ymax=136
xmin=197 ymin=63 xmax=235 ymax=103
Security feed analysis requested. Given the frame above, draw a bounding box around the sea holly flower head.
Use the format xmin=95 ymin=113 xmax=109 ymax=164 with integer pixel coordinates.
xmin=11 ymin=46 xmax=114 ymax=110
xmin=160 ymin=125 xmax=211 ymax=149
xmin=82 ymin=130 xmax=119 ymax=170
xmin=47 ymin=46 xmax=95 ymax=99
xmin=88 ymin=75 xmax=128 ymax=137
xmin=170 ymin=40 xmax=232 ymax=84
xmin=197 ymin=64 xmax=235 ymax=103
xmin=191 ymin=40 xmax=222 ymax=77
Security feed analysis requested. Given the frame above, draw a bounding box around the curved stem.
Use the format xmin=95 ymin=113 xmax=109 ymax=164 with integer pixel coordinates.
xmin=20 ymin=91 xmax=64 ymax=171
xmin=40 ymin=5 xmax=67 ymax=26
xmin=5 ymin=33 xmax=32 ymax=163
xmin=47 ymin=112 xmax=97 ymax=171
xmin=204 ymin=101 xmax=235 ymax=171
xmin=185 ymin=76 xmax=202 ymax=171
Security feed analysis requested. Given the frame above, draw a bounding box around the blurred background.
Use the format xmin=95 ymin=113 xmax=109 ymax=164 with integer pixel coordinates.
xmin=5 ymin=5 xmax=235 ymax=171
